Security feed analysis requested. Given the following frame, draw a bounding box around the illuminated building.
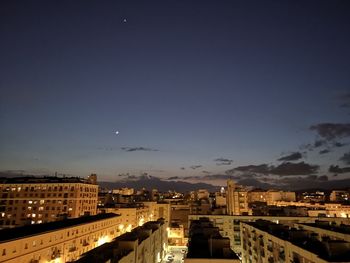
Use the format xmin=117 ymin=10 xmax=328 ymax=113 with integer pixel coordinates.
xmin=226 ymin=180 xmax=249 ymax=216
xmin=0 ymin=213 xmax=123 ymax=263
xmin=111 ymin=187 xmax=134 ymax=196
xmin=101 ymin=201 xmax=170 ymax=230
xmin=197 ymin=189 xmax=210 ymax=200
xmin=168 ymin=223 xmax=186 ymax=246
xmin=74 ymin=218 xmax=167 ymax=263
xmin=0 ymin=175 xmax=98 ymax=227
xmin=330 ymin=190 xmax=350 ymax=202
xmin=188 ymin=214 xmax=350 ymax=255
xmin=241 ymin=220 xmax=350 ymax=263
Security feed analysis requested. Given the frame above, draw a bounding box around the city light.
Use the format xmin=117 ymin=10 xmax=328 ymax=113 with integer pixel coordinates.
xmin=97 ymin=236 xmax=110 ymax=246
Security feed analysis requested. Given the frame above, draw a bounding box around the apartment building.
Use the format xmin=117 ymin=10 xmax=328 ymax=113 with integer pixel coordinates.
xmin=0 ymin=213 xmax=123 ymax=263
xmin=273 ymin=201 xmax=350 ymax=218
xmin=0 ymin=175 xmax=98 ymax=227
xmin=101 ymin=201 xmax=170 ymax=230
xmin=101 ymin=205 xmax=152 ymax=232
xmin=185 ymin=218 xmax=240 ymax=263
xmin=241 ymin=219 xmax=350 ymax=263
xmin=168 ymin=222 xmax=186 ymax=246
xmin=143 ymin=201 xmax=171 ymax=226
xmin=75 ymin=218 xmax=167 ymax=263
xmin=226 ymin=180 xmax=249 ymax=216
xmin=330 ymin=190 xmax=349 ymax=202
xmin=188 ymin=214 xmax=350 ymax=255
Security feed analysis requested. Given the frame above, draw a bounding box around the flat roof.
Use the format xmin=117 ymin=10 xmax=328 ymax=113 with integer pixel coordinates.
xmin=302 ymin=221 xmax=350 ymax=235
xmin=0 ymin=176 xmax=94 ymax=185
xmin=75 ymin=219 xmax=164 ymax=262
xmin=0 ymin=213 xmax=118 ymax=243
xmin=187 ymin=219 xmax=239 ymax=259
xmin=245 ymin=220 xmax=350 ymax=262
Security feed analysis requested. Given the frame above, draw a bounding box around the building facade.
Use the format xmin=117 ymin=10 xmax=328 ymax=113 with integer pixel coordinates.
xmin=240 ymin=220 xmax=350 ymax=263
xmin=0 ymin=176 xmax=98 ymax=228
xmin=75 ymin=218 xmax=168 ymax=263
xmin=0 ymin=213 xmax=123 ymax=263
xmin=226 ymin=180 xmax=249 ymax=216
xmin=188 ymin=214 xmax=350 ymax=256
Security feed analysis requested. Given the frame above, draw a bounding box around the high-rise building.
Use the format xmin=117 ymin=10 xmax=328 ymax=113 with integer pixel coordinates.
xmin=226 ymin=180 xmax=249 ymax=216
xmin=0 ymin=176 xmax=98 ymax=228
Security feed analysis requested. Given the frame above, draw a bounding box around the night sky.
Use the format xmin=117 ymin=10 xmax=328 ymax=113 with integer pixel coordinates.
xmin=1 ymin=1 xmax=350 ymax=188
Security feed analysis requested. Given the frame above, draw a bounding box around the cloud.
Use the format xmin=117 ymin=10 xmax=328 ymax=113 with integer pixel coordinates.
xmin=180 ymin=167 xmax=185 ymax=170
xmin=97 ymin=147 xmax=117 ymax=151
xmin=328 ymin=165 xmax=350 ymax=174
xmin=277 ymin=152 xmax=302 ymax=162
xmin=214 ymin=158 xmax=233 ymax=166
xmin=226 ymin=164 xmax=270 ymax=174
xmin=167 ymin=176 xmax=180 ymax=180
xmin=202 ymin=174 xmax=237 ymax=180
xmin=319 ymin=149 xmax=330 ymax=154
xmin=334 ymin=142 xmax=346 ymax=147
xmin=270 ymin=162 xmax=319 ymax=176
xmin=314 ymin=140 xmax=327 ymax=148
xmin=339 ymin=152 xmax=350 ymax=165
xmin=227 ymin=162 xmax=318 ymax=176
xmin=237 ymin=178 xmax=274 ymax=189
xmin=318 ymin=175 xmax=328 ymax=181
xmin=310 ymin=123 xmax=350 ymax=141
xmin=183 ymin=176 xmax=201 ymax=180
xmin=190 ymin=165 xmax=202 ymax=170
xmin=299 ymin=140 xmax=327 ymax=151
xmin=121 ymin=147 xmax=158 ymax=152
xmin=202 ymin=170 xmax=211 ymax=174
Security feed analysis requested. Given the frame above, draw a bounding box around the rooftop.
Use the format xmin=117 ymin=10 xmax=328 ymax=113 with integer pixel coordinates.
xmin=245 ymin=220 xmax=350 ymax=262
xmin=0 ymin=213 xmax=118 ymax=243
xmin=0 ymin=176 xmax=95 ymax=185
xmin=75 ymin=218 xmax=164 ymax=262
xmin=187 ymin=218 xmax=238 ymax=260
xmin=302 ymin=221 xmax=350 ymax=235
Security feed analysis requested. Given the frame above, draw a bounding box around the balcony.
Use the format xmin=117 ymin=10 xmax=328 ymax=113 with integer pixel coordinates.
xmin=83 ymin=241 xmax=89 ymax=246
xmin=69 ymin=246 xmax=77 ymax=252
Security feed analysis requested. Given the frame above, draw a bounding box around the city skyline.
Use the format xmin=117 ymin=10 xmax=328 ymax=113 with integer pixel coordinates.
xmin=1 ymin=1 xmax=350 ymax=189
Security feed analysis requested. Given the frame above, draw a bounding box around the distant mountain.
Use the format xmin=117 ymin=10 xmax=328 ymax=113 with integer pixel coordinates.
xmin=99 ymin=175 xmax=219 ymax=192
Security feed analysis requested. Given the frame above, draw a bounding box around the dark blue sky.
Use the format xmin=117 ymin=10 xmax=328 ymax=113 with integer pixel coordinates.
xmin=1 ymin=0 xmax=350 ymax=185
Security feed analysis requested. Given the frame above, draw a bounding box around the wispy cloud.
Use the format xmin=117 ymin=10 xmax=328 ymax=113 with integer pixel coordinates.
xmin=226 ymin=162 xmax=319 ymax=176
xmin=329 ymin=165 xmax=350 ymax=174
xmin=310 ymin=123 xmax=350 ymax=141
xmin=319 ymin=149 xmax=330 ymax=155
xmin=277 ymin=152 xmax=302 ymax=162
xmin=190 ymin=165 xmax=202 ymax=170
xmin=121 ymin=147 xmax=159 ymax=152
xmin=214 ymin=158 xmax=233 ymax=166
